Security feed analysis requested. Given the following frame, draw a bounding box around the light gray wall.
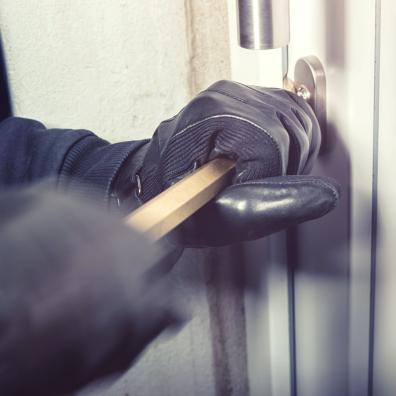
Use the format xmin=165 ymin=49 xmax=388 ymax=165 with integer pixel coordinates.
xmin=0 ymin=0 xmax=230 ymax=142
xmin=0 ymin=1 xmax=248 ymax=395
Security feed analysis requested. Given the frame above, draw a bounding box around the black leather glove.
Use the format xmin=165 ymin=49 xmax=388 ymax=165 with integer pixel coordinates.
xmin=114 ymin=80 xmax=339 ymax=246
xmin=0 ymin=188 xmax=182 ymax=396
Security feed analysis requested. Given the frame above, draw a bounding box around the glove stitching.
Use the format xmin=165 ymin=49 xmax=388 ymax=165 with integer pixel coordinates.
xmin=195 ymin=87 xmax=308 ymax=175
xmin=234 ymin=81 xmax=289 ymax=104
xmin=276 ymin=112 xmax=302 ymax=173
xmin=235 ymin=83 xmax=309 ymax=120
xmin=205 ymin=88 xmax=248 ymax=103
xmin=171 ymin=114 xmax=282 ymax=173
xmin=202 ymin=88 xmax=287 ymax=173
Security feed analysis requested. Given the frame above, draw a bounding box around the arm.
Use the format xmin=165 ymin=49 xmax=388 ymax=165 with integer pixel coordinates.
xmin=1 ymin=81 xmax=340 ymax=245
xmin=0 ymin=117 xmax=147 ymax=202
xmin=0 ymin=186 xmax=182 ymax=396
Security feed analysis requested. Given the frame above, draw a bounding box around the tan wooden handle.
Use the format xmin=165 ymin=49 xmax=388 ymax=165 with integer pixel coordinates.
xmin=125 ymin=158 xmax=235 ymax=241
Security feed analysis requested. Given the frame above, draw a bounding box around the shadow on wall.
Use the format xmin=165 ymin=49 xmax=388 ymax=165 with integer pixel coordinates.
xmin=0 ymin=34 xmax=12 ymax=121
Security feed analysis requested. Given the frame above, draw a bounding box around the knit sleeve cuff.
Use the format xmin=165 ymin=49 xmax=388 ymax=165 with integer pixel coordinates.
xmin=60 ymin=134 xmax=149 ymax=204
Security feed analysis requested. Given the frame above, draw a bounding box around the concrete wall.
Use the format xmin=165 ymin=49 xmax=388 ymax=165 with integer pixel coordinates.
xmin=0 ymin=1 xmax=248 ymax=395
xmin=0 ymin=0 xmax=230 ymax=142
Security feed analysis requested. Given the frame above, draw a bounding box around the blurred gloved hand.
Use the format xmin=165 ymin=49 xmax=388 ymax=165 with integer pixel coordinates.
xmin=0 ymin=188 xmax=182 ymax=396
xmin=114 ymin=80 xmax=339 ymax=246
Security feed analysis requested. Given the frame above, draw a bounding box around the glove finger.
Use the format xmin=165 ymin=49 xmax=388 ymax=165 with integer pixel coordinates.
xmin=171 ymin=175 xmax=340 ymax=247
xmin=209 ymin=81 xmax=312 ymax=174
xmin=275 ymin=110 xmax=310 ymax=174
xmin=240 ymin=85 xmax=319 ymax=173
xmin=281 ymin=90 xmax=322 ymax=172
xmin=210 ymin=114 xmax=290 ymax=181
xmin=250 ymin=85 xmax=316 ymax=142
xmin=229 ymin=83 xmax=314 ymax=144
xmin=140 ymin=80 xmax=322 ymax=202
xmin=162 ymin=114 xmax=289 ymax=182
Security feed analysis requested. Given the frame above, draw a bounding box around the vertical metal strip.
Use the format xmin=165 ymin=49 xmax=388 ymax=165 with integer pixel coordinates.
xmin=368 ymin=0 xmax=382 ymax=394
xmin=205 ymin=246 xmax=250 ymax=396
xmin=287 ymin=228 xmax=298 ymax=396
xmin=283 ymin=43 xmax=297 ymax=396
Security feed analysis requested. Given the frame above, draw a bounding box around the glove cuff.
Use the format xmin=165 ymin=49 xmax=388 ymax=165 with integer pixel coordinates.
xmin=108 ymin=141 xmax=150 ymax=213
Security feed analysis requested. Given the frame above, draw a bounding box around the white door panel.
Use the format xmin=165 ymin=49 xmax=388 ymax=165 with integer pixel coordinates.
xmin=374 ymin=0 xmax=396 ymax=394
xmin=290 ymin=1 xmax=376 ymax=395
xmin=227 ymin=0 xmax=392 ymax=395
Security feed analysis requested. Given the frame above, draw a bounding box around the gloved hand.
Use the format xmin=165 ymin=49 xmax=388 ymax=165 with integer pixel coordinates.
xmin=113 ymin=80 xmax=339 ymax=246
xmin=0 ymin=188 xmax=182 ymax=396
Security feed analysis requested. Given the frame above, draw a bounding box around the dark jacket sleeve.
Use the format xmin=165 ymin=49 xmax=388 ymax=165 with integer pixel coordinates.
xmin=0 ymin=117 xmax=148 ymax=201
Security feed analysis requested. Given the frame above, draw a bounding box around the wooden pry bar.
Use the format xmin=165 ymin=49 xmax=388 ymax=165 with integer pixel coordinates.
xmin=125 ymin=158 xmax=235 ymax=241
